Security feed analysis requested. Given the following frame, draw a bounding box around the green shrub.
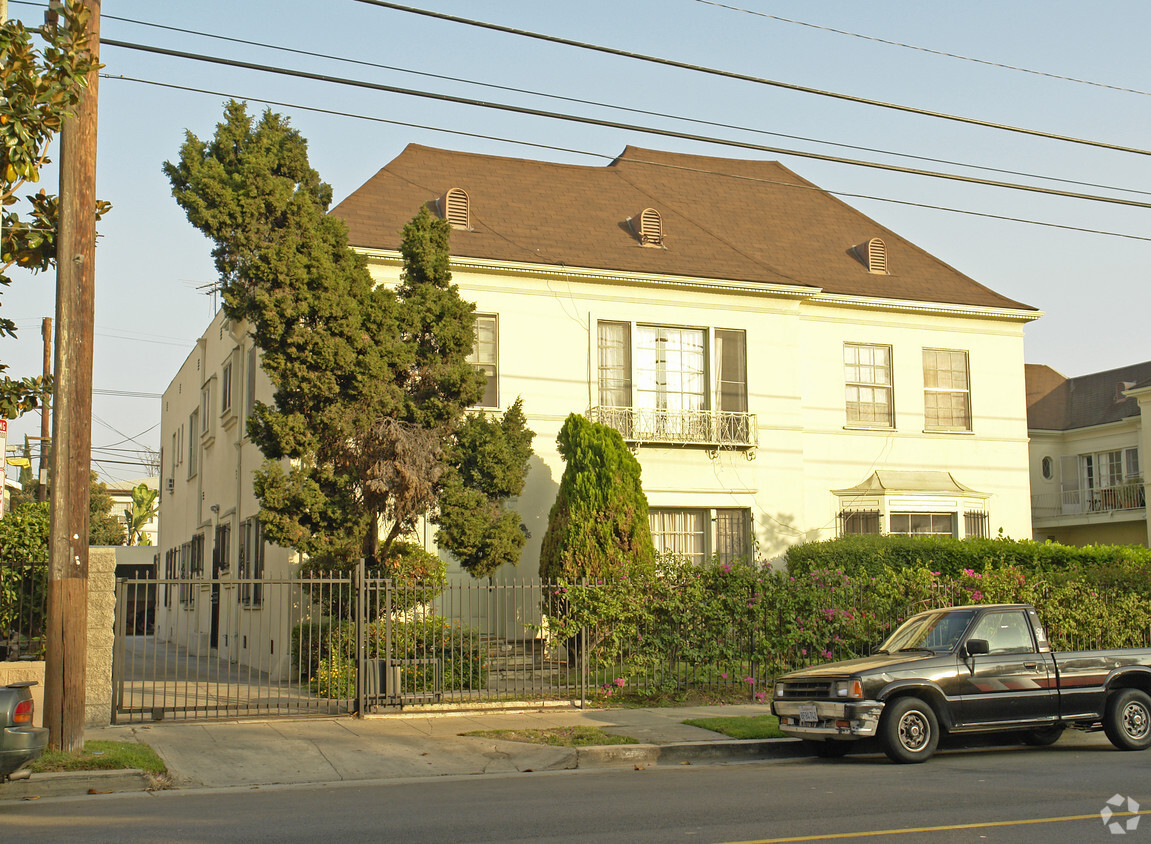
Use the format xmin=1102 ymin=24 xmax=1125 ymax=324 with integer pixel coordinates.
xmin=309 ymin=654 xmax=356 ymax=699
xmin=294 ymin=612 xmax=487 ymax=698
xmin=785 ymin=535 xmax=1151 ymax=584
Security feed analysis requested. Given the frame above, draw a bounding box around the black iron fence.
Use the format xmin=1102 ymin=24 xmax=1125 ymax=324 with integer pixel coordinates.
xmin=0 ymin=561 xmax=48 ymax=661
xmin=112 ymin=567 xmax=1151 ymax=722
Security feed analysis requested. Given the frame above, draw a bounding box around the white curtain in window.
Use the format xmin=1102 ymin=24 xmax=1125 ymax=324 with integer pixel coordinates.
xmin=597 ymin=321 xmax=631 ymax=407
xmin=635 ymin=326 xmax=705 ymax=412
xmin=650 ymin=509 xmax=705 ymax=564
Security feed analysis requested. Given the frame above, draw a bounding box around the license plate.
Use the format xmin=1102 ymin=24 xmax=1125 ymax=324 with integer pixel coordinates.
xmin=799 ymin=704 xmax=818 ymax=724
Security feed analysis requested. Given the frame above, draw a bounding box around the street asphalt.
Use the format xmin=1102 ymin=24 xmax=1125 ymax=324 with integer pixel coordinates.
xmin=0 ymin=703 xmax=1113 ymax=802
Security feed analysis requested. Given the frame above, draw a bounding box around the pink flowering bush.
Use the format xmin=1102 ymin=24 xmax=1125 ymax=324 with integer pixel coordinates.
xmin=544 ymin=538 xmax=1151 ymax=701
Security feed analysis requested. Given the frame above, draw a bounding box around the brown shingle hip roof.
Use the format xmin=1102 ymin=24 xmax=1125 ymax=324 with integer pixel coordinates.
xmin=332 ymin=144 xmax=1036 ymax=312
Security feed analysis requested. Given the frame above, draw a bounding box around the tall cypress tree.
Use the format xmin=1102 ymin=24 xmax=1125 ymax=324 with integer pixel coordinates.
xmin=539 ymin=413 xmax=655 ymax=581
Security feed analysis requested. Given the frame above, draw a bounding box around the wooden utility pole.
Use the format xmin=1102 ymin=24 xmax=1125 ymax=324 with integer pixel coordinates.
xmin=39 ymin=317 xmax=52 ymax=501
xmin=45 ymin=0 xmax=100 ymax=754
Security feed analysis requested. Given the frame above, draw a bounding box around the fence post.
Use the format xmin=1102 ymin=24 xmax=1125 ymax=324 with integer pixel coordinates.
xmin=110 ymin=577 xmax=125 ymax=725
xmin=355 ymin=558 xmax=365 ymax=718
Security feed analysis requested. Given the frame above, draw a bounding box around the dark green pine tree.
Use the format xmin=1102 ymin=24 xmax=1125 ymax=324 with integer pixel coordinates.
xmin=436 ymin=397 xmax=535 ymax=578
xmin=165 ymin=102 xmax=495 ymax=569
xmin=539 ymin=413 xmax=655 ymax=581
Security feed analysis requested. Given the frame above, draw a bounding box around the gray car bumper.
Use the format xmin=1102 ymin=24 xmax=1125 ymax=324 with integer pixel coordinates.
xmin=0 ymin=725 xmax=49 ymax=778
xmin=773 ymin=699 xmax=886 ymax=740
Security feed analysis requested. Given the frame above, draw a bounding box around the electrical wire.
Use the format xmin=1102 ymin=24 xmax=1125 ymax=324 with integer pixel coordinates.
xmin=692 ymin=0 xmax=1151 ymax=98
xmin=105 ymin=74 xmax=1151 ymax=243
xmin=97 ymin=42 xmax=1151 ymax=212
xmin=354 ymin=1 xmax=1151 ymax=158
xmin=72 ymin=7 xmax=1151 ymax=199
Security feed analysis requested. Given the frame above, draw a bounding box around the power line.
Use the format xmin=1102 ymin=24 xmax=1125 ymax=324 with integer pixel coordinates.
xmin=83 ymin=7 xmax=1151 ymax=199
xmin=692 ymin=0 xmax=1151 ymax=98
xmin=354 ymin=1 xmax=1151 ymax=158
xmin=104 ymin=74 xmax=1151 ymax=243
xmin=93 ymin=389 xmax=162 ymax=399
xmin=98 ymin=40 xmax=1151 ymax=212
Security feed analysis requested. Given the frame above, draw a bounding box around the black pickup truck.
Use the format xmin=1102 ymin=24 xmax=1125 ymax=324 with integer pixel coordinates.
xmin=771 ymin=603 xmax=1151 ymax=763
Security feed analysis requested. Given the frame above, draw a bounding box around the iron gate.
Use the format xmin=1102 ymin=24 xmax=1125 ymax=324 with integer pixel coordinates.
xmin=112 ymin=566 xmax=589 ymax=723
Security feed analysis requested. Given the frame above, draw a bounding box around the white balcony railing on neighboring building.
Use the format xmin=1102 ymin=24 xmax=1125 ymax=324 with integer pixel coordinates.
xmin=589 ymin=406 xmax=758 ymax=449
xmin=1031 ymin=482 xmax=1147 ymax=520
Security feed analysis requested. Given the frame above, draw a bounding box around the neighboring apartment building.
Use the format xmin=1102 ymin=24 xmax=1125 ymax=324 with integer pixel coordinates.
xmin=106 ymin=477 xmax=160 ymax=548
xmin=158 ymin=144 xmax=1039 ymax=671
xmin=1027 ymin=362 xmax=1150 ymax=546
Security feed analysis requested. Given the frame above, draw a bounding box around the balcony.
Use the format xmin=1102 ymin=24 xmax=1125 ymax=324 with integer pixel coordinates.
xmin=589 ymin=406 xmax=758 ymax=451
xmin=1032 ymin=482 xmax=1146 ymax=521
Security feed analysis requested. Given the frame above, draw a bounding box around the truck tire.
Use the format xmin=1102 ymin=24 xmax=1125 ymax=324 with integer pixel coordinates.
xmin=880 ymin=697 xmax=939 ymax=763
xmin=1104 ymin=688 xmax=1151 ymax=751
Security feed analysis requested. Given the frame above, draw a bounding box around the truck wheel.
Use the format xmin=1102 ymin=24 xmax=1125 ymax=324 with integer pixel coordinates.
xmin=1104 ymin=688 xmax=1151 ymax=751
xmin=880 ymin=697 xmax=939 ymax=763
xmin=802 ymin=740 xmax=850 ymax=758
xmin=1021 ymin=725 xmax=1064 ymax=746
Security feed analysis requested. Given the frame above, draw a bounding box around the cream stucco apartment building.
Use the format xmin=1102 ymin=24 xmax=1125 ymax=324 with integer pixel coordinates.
xmin=1027 ymin=361 xmax=1150 ymax=546
xmin=157 ymin=144 xmax=1039 ymax=671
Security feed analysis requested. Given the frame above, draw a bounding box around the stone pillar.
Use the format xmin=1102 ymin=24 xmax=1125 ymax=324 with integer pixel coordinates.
xmin=86 ymin=547 xmax=116 ymax=727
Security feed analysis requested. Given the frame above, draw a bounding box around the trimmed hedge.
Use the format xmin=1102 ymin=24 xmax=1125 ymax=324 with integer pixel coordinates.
xmin=785 ymin=535 xmax=1151 ymax=594
xmin=546 ymin=550 xmax=1151 ymax=693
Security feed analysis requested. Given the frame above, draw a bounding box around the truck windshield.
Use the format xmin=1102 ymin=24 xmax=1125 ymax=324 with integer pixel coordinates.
xmin=878 ymin=609 xmax=977 ymax=654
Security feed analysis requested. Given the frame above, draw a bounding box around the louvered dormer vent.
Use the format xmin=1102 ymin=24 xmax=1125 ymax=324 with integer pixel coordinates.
xmin=441 ymin=187 xmax=470 ymax=230
xmin=637 ymin=207 xmax=663 ymax=246
xmin=865 ymin=237 xmax=887 ymax=274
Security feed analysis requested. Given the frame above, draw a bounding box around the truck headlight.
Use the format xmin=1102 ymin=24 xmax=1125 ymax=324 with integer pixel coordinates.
xmin=834 ymin=679 xmax=863 ymax=699
xmin=775 ymin=683 xmax=786 ymax=698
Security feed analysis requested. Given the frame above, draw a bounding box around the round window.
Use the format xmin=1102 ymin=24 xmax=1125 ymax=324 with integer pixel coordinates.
xmin=1041 ymin=456 xmax=1054 ymax=480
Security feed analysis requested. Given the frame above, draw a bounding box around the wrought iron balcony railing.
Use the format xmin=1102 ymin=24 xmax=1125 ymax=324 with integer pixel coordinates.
xmin=1031 ymin=481 xmax=1146 ymax=520
xmin=590 ymin=405 xmax=758 ymax=449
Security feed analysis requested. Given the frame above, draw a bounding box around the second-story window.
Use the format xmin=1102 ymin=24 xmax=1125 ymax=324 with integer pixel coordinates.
xmin=635 ymin=325 xmax=706 ymax=417
xmin=221 ymin=358 xmax=233 ymax=415
xmin=844 ymin=343 xmax=893 ymax=428
xmin=923 ymin=349 xmax=970 ymax=431
xmin=466 ymin=314 xmax=498 ymax=408
xmin=188 ymin=410 xmax=199 ymax=476
xmin=596 ymin=321 xmax=751 ymax=445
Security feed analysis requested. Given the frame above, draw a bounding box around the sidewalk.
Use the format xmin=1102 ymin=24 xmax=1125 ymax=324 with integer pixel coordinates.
xmin=0 ymin=704 xmax=1112 ymax=801
xmin=0 ymin=703 xmax=804 ymax=799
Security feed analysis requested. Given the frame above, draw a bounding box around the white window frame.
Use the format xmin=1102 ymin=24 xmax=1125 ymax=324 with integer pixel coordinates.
xmin=889 ymin=512 xmax=956 ymax=537
xmin=844 ymin=343 xmax=893 ymax=428
xmin=597 ymin=322 xmax=746 ymax=414
xmin=649 ymin=507 xmax=752 ymax=565
xmin=220 ymin=357 xmax=233 ymax=416
xmin=467 ymin=314 xmax=498 ymax=408
xmin=200 ymin=377 xmax=215 ymax=442
xmin=1124 ymin=447 xmax=1140 ymax=482
xmin=922 ymin=348 xmax=971 ymax=432
xmin=187 ymin=409 xmax=199 ymax=477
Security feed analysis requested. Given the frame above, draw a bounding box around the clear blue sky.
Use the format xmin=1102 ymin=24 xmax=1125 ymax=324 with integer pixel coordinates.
xmin=4 ymin=0 xmax=1149 ymax=483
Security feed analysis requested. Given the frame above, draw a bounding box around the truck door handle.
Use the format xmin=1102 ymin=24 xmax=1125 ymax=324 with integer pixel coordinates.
xmin=1023 ymin=662 xmax=1038 ymax=670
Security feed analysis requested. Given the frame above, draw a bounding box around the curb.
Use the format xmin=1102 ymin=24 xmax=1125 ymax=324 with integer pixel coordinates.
xmin=576 ymin=738 xmax=808 ymax=768
xmin=0 ymin=739 xmax=806 ymax=799
xmin=0 ymin=769 xmax=157 ymax=802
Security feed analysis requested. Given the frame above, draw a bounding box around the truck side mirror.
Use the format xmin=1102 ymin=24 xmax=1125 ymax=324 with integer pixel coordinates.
xmin=964 ymin=638 xmax=990 ymax=656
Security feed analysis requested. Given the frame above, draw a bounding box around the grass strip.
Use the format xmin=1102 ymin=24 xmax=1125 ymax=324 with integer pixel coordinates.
xmin=29 ymin=740 xmax=167 ymax=775
xmin=681 ymin=714 xmax=785 ymax=739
